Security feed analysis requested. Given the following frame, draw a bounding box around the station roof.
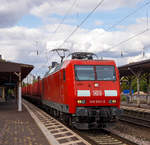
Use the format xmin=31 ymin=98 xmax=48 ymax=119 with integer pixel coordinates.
xmin=118 ymin=59 xmax=150 ymax=77
xmin=0 ymin=59 xmax=34 ymax=86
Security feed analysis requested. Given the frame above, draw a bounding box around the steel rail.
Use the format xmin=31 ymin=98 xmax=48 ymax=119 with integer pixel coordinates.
xmin=73 ymin=128 xmax=138 ymax=145
xmin=119 ymin=114 xmax=150 ymax=129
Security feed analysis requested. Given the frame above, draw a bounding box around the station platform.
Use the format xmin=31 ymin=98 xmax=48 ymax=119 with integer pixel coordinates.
xmin=0 ymin=100 xmax=50 ymax=145
xmin=121 ymin=101 xmax=150 ymax=110
xmin=0 ymin=99 xmax=90 ymax=145
xmin=121 ymin=102 xmax=150 ymax=115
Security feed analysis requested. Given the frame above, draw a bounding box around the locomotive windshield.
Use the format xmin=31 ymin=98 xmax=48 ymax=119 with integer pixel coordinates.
xmin=75 ymin=65 xmax=116 ymax=81
xmin=96 ymin=66 xmax=116 ymax=81
xmin=75 ymin=66 xmax=95 ymax=80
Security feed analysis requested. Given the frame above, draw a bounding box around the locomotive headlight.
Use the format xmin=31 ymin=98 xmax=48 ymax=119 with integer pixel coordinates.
xmin=77 ymin=100 xmax=86 ymax=104
xmin=112 ymin=100 xmax=116 ymax=103
xmin=109 ymin=100 xmax=116 ymax=104
xmin=94 ymin=83 xmax=99 ymax=87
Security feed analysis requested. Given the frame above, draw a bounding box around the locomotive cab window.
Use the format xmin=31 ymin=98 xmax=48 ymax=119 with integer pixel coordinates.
xmin=75 ymin=65 xmax=116 ymax=81
xmin=75 ymin=65 xmax=95 ymax=81
xmin=96 ymin=66 xmax=116 ymax=81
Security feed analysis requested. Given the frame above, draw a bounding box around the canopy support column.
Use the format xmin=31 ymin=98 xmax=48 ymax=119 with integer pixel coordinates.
xmin=128 ymin=67 xmax=141 ymax=107
xmin=15 ymin=72 xmax=22 ymax=111
xmin=147 ymin=75 xmax=150 ymax=105
xmin=136 ymin=75 xmax=140 ymax=107
xmin=129 ymin=77 xmax=133 ymax=103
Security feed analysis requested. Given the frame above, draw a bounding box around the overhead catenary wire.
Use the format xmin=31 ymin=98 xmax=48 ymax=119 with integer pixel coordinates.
xmin=43 ymin=0 xmax=78 ymax=66
xmin=100 ymin=1 xmax=150 ymax=57
xmin=60 ymin=0 xmax=150 ymax=47
xmin=46 ymin=0 xmax=104 ymax=65
xmin=46 ymin=0 xmax=149 ymax=66
xmin=53 ymin=0 xmax=77 ymax=34
xmin=107 ymin=28 xmax=150 ymax=51
xmin=105 ymin=1 xmax=150 ymax=31
xmin=35 ymin=1 xmax=150 ymax=77
xmin=56 ymin=0 xmax=150 ymax=56
xmin=58 ymin=0 xmax=105 ymax=48
xmin=142 ymin=5 xmax=149 ymax=57
xmin=146 ymin=5 xmax=149 ymax=30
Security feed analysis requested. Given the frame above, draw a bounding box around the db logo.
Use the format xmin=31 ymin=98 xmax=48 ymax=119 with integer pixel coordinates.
xmin=93 ymin=90 xmax=102 ymax=96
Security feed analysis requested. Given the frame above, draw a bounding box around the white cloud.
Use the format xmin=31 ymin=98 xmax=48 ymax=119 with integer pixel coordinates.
xmin=1 ymin=0 xmax=149 ymax=78
xmin=125 ymin=17 xmax=150 ymax=32
xmin=1 ymin=13 xmax=150 ymax=76
xmin=0 ymin=0 xmax=43 ymax=27
xmin=127 ymin=52 xmax=150 ymax=64
xmin=0 ymin=26 xmax=47 ymax=73
xmin=0 ymin=0 xmax=144 ymax=28
xmin=31 ymin=0 xmax=143 ymax=18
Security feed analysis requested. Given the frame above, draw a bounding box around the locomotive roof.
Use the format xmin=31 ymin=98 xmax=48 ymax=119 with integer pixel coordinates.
xmin=44 ymin=59 xmax=116 ymax=77
xmin=69 ymin=59 xmax=115 ymax=63
xmin=61 ymin=59 xmax=116 ymax=68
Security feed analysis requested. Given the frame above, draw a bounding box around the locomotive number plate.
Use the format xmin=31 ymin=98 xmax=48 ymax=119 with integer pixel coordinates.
xmin=89 ymin=100 xmax=105 ymax=103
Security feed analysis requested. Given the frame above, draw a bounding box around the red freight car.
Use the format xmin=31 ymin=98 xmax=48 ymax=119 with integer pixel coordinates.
xmin=23 ymin=52 xmax=121 ymax=129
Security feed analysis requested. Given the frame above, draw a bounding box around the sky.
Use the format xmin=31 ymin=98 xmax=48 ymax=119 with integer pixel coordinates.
xmin=0 ymin=0 xmax=150 ymax=77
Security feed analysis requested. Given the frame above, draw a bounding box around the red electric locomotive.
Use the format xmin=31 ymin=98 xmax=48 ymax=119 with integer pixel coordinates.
xmin=22 ymin=52 xmax=121 ymax=129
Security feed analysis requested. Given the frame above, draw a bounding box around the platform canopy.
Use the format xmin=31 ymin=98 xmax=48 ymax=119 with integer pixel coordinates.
xmin=118 ymin=59 xmax=150 ymax=106
xmin=118 ymin=59 xmax=150 ymax=77
xmin=0 ymin=59 xmax=34 ymax=111
xmin=0 ymin=59 xmax=34 ymax=86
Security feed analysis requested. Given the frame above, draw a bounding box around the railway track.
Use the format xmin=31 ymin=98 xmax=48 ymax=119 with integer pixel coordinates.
xmin=24 ymin=99 xmax=138 ymax=145
xmin=76 ymin=129 xmax=138 ymax=145
xmin=119 ymin=114 xmax=150 ymax=129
